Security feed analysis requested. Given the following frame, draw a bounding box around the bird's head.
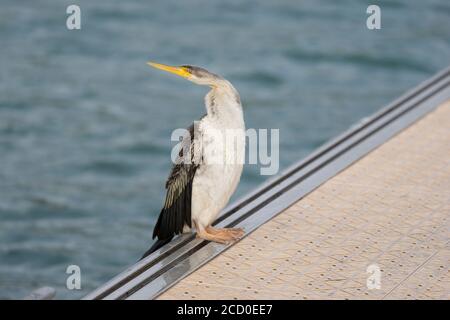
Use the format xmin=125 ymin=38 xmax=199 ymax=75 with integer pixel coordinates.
xmin=147 ymin=62 xmax=222 ymax=87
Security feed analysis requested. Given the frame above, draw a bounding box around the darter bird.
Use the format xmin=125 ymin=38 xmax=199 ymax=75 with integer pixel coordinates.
xmin=141 ymin=62 xmax=245 ymax=259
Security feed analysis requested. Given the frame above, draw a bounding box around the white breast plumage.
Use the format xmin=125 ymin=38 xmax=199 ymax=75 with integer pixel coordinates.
xmin=191 ymin=85 xmax=245 ymax=229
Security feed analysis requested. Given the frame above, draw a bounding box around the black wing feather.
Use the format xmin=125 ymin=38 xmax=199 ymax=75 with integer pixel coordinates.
xmin=152 ymin=122 xmax=201 ymax=240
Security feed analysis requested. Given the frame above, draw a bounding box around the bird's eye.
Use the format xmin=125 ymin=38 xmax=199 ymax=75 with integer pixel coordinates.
xmin=181 ymin=65 xmax=193 ymax=73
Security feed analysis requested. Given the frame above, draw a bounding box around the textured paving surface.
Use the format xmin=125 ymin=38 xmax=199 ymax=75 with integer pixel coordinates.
xmin=159 ymin=100 xmax=450 ymax=300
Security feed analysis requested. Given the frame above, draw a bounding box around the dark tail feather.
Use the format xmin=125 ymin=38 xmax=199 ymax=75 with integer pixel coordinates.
xmin=140 ymin=237 xmax=173 ymax=260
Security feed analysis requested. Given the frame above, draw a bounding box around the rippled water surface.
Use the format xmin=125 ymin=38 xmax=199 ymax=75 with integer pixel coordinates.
xmin=0 ymin=0 xmax=449 ymax=298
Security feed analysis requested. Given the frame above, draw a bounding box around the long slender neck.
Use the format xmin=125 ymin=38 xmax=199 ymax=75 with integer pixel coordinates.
xmin=204 ymin=80 xmax=243 ymax=120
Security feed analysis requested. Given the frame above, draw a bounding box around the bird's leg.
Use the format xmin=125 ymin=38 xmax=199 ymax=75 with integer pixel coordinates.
xmin=196 ymin=226 xmax=232 ymax=244
xmin=194 ymin=221 xmax=241 ymax=244
xmin=206 ymin=226 xmax=244 ymax=240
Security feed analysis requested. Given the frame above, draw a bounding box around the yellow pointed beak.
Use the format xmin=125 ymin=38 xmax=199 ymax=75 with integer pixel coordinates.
xmin=147 ymin=62 xmax=191 ymax=78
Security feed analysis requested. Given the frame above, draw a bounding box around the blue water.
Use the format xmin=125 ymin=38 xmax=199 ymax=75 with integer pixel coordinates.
xmin=0 ymin=0 xmax=449 ymax=299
